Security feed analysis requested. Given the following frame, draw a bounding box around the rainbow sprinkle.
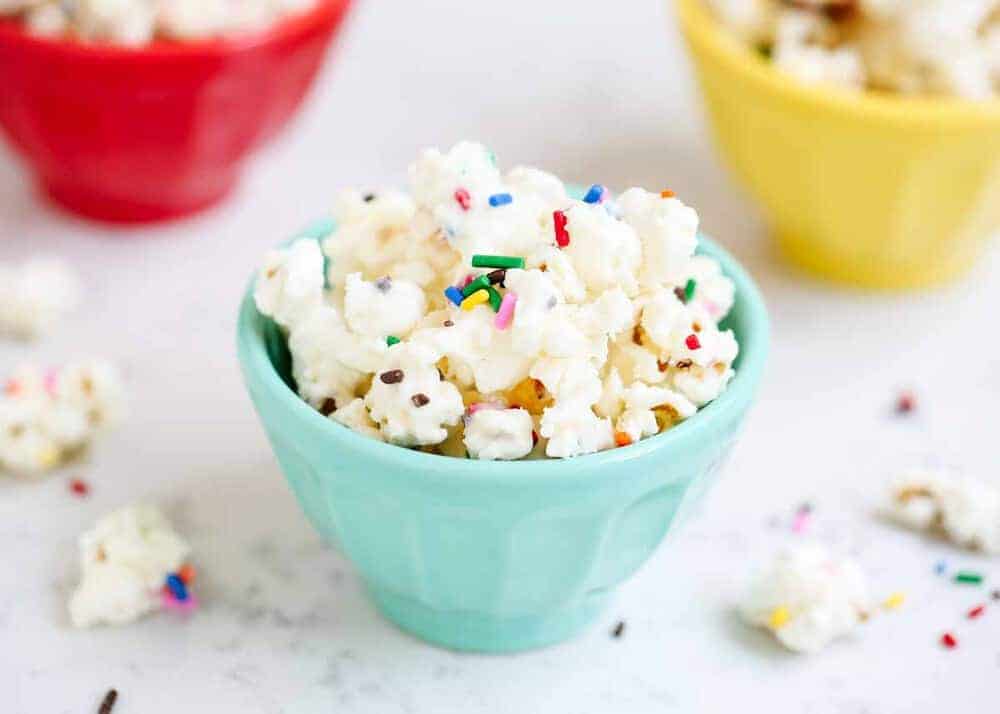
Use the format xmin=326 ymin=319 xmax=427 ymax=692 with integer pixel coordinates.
xmin=486 ymin=285 xmax=503 ymax=312
xmin=444 ymin=286 xmax=464 ymax=307
xmin=583 ymin=184 xmax=606 ymax=204
xmin=472 ymin=254 xmax=525 ymax=269
xmin=494 ymin=292 xmax=518 ymax=330
xmin=883 ymin=592 xmax=906 ymax=610
xmin=769 ymin=606 xmax=790 ymax=629
xmin=488 ymin=193 xmax=513 ymax=207
xmin=553 ymin=210 xmax=570 ymax=247
xmin=684 ymin=278 xmax=697 ymax=302
xmin=386 ymin=336 xmax=400 ymax=347
xmin=462 ymin=274 xmax=492 ymax=297
xmin=461 ymin=290 xmax=490 ymax=311
xmin=954 ymin=571 xmax=984 ymax=585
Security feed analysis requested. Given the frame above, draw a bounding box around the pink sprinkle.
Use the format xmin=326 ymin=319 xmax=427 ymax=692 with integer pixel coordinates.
xmin=703 ymin=299 xmax=720 ymax=317
xmin=494 ymin=292 xmax=517 ymax=330
xmin=44 ymin=369 xmax=58 ymax=395
xmin=161 ymin=590 xmax=199 ymax=614
xmin=792 ymin=511 xmax=810 ymax=534
xmin=460 ymin=274 xmax=475 ymax=289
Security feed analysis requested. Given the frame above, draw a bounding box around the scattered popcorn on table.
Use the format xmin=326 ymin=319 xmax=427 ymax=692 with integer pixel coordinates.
xmin=0 ymin=258 xmax=79 ymax=339
xmin=707 ymin=0 xmax=1000 ymax=98
xmin=887 ymin=469 xmax=1000 ymax=554
xmin=69 ymin=504 xmax=195 ymax=628
xmin=1 ymin=0 xmax=317 ymax=45
xmin=740 ymin=543 xmax=871 ymax=653
xmin=254 ymin=142 xmax=740 ymax=459
xmin=0 ymin=360 xmax=124 ymax=475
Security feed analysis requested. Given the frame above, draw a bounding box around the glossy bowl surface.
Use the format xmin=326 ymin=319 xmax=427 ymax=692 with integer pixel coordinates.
xmin=0 ymin=0 xmax=351 ymax=223
xmin=676 ymin=0 xmax=1000 ymax=289
xmin=237 ymin=214 xmax=769 ymax=652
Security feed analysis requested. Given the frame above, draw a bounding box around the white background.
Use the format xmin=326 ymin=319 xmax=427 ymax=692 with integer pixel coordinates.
xmin=2 ymin=1 xmax=998 ymax=712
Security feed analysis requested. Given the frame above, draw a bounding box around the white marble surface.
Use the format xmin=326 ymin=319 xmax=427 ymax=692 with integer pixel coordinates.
xmin=2 ymin=1 xmax=999 ymax=712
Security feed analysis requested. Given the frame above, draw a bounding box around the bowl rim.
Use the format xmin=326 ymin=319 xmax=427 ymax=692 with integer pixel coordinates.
xmin=237 ymin=220 xmax=770 ymax=486
xmin=0 ymin=0 xmax=350 ymax=60
xmin=674 ymin=0 xmax=1000 ymax=127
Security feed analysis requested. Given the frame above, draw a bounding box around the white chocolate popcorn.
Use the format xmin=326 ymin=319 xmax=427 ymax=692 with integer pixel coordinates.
xmin=254 ymin=142 xmax=741 ymax=459
xmin=463 ymin=407 xmax=534 ymax=460
xmin=69 ymin=504 xmax=190 ymax=628
xmin=344 ymin=273 xmax=426 ymax=339
xmin=709 ymin=0 xmax=1000 ymax=98
xmin=0 ymin=360 xmax=125 ymax=475
xmin=887 ymin=470 xmax=1000 ymax=554
xmin=4 ymin=0 xmax=318 ymax=44
xmin=255 ymin=239 xmax=326 ymax=332
xmin=740 ymin=544 xmax=870 ymax=653
xmin=365 ymin=344 xmax=464 ymax=447
xmin=331 ymin=398 xmax=383 ymax=441
xmin=615 ymin=382 xmax=696 ymax=443
xmin=0 ymin=258 xmax=80 ymax=339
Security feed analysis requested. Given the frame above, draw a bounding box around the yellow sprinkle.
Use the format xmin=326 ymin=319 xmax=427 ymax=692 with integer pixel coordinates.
xmin=769 ymin=606 xmax=790 ymax=629
xmin=461 ymin=289 xmax=490 ymax=311
xmin=883 ymin=592 xmax=906 ymax=610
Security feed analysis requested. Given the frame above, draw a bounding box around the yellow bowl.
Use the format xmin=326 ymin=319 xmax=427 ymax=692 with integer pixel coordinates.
xmin=675 ymin=0 xmax=1000 ymax=289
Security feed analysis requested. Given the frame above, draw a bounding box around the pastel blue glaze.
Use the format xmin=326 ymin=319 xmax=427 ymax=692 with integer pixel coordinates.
xmin=237 ymin=211 xmax=769 ymax=653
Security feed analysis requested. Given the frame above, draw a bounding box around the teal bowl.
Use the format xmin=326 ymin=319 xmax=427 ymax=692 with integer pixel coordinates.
xmin=237 ymin=221 xmax=769 ymax=652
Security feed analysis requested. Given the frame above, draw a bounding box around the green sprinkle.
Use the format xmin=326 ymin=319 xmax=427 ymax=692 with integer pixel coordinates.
xmin=461 ymin=274 xmax=492 ymax=297
xmin=486 ymin=285 xmax=503 ymax=312
xmin=684 ymin=278 xmax=697 ymax=302
xmin=471 ymin=254 xmax=525 ymax=270
xmin=386 ymin=336 xmax=400 ymax=347
xmin=954 ymin=571 xmax=984 ymax=585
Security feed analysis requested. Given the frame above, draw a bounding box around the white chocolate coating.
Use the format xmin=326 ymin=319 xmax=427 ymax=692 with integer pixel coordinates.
xmin=69 ymin=504 xmax=190 ymax=628
xmin=254 ymin=142 xmax=740 ymax=460
xmin=740 ymin=544 xmax=870 ymax=653
xmin=887 ymin=469 xmax=1000 ymax=554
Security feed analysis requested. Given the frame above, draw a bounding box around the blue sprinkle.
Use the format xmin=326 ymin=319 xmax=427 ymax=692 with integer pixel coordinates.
xmin=934 ymin=561 xmax=947 ymax=576
xmin=166 ymin=573 xmax=189 ymax=601
xmin=583 ymin=184 xmax=605 ymax=204
xmin=444 ymin=286 xmax=464 ymax=307
xmin=488 ymin=193 xmax=513 ymax=207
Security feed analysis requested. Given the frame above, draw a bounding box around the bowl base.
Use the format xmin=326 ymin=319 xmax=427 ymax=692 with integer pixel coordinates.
xmin=41 ymin=177 xmax=236 ymax=225
xmin=369 ymin=585 xmax=611 ymax=653
xmin=775 ymin=230 xmax=983 ymax=291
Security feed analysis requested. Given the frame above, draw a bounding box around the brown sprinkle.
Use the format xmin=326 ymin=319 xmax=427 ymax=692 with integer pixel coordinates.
xmin=319 ymin=398 xmax=338 ymax=416
xmin=487 ymin=269 xmax=507 ymax=286
xmin=411 ymin=393 xmax=430 ymax=408
xmin=673 ymin=286 xmax=686 ymax=303
xmin=98 ymin=689 xmax=118 ymax=714
xmin=675 ymin=359 xmax=693 ymax=370
xmin=443 ymin=320 xmax=454 ymax=327
xmin=379 ymin=369 xmax=404 ymax=385
xmin=612 ymin=621 xmax=626 ymax=638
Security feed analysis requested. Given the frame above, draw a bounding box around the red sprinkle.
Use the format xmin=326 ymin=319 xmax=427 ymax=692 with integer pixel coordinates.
xmin=941 ymin=632 xmax=957 ymax=649
xmin=968 ymin=604 xmax=986 ymax=619
xmin=454 ymin=188 xmax=471 ymax=211
xmin=553 ymin=210 xmax=570 ymax=248
xmin=614 ymin=431 xmax=633 ymax=447
xmin=685 ymin=334 xmax=701 ymax=350
xmin=896 ymin=391 xmax=915 ymax=414
xmin=69 ymin=478 xmax=89 ymax=497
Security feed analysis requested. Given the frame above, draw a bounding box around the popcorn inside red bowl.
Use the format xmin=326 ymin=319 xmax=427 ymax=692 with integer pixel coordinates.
xmin=1 ymin=0 xmax=318 ymax=45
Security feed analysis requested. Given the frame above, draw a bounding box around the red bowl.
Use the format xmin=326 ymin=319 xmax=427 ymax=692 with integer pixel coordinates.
xmin=0 ymin=0 xmax=351 ymax=223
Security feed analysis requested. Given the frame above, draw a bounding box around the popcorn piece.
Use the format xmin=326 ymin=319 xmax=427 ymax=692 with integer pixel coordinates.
xmin=365 ymin=344 xmax=464 ymax=446
xmin=0 ymin=360 xmax=124 ymax=475
xmin=562 ymin=202 xmax=641 ymax=297
xmin=740 ymin=544 xmax=870 ymax=653
xmin=5 ymin=0 xmax=317 ymax=44
xmin=683 ymin=255 xmax=736 ymax=322
xmin=615 ymin=382 xmax=696 ymax=443
xmin=772 ymin=10 xmax=866 ymax=89
xmin=255 ymin=238 xmax=326 ymax=331
xmin=330 ymin=398 xmax=383 ymax=441
xmin=887 ymin=470 xmax=1000 ymax=554
xmin=0 ymin=258 xmax=80 ymax=339
xmin=344 ymin=273 xmax=426 ymax=339
xmin=69 ymin=504 xmax=191 ymax=628
xmin=617 ymin=188 xmax=699 ymax=289
xmin=463 ymin=407 xmax=534 ymax=460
